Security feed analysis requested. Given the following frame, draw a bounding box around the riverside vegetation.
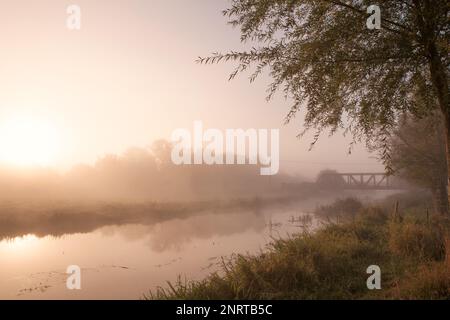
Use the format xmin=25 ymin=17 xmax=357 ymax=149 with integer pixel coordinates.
xmin=147 ymin=192 xmax=450 ymax=300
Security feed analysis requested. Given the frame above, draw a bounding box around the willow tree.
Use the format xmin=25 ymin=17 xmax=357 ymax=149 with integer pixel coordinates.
xmin=199 ymin=0 xmax=449 ymax=212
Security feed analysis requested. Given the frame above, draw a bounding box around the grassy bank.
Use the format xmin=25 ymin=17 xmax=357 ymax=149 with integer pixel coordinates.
xmin=147 ymin=194 xmax=450 ymax=300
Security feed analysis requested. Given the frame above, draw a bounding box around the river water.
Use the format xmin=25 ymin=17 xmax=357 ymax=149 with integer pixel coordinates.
xmin=0 ymin=198 xmax=330 ymax=300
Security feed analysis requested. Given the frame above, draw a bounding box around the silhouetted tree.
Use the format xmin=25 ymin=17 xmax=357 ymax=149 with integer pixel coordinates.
xmin=151 ymin=140 xmax=173 ymax=168
xmin=316 ymin=169 xmax=346 ymax=190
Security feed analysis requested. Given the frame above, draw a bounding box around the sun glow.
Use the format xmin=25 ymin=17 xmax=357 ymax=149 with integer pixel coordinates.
xmin=0 ymin=115 xmax=60 ymax=167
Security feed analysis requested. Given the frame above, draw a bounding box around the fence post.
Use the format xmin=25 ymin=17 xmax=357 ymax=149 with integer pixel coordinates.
xmin=392 ymin=201 xmax=399 ymax=222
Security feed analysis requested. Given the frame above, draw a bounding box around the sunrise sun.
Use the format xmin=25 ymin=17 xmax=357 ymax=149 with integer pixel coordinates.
xmin=0 ymin=115 xmax=60 ymax=167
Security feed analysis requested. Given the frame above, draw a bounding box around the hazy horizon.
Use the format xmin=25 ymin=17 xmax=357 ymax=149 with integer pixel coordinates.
xmin=0 ymin=0 xmax=383 ymax=179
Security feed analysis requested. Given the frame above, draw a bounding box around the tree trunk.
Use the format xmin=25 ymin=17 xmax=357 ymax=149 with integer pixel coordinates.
xmin=432 ymin=179 xmax=449 ymax=216
xmin=416 ymin=0 xmax=449 ymax=214
xmin=428 ymin=44 xmax=449 ymax=215
xmin=434 ymin=74 xmax=449 ymax=216
xmin=446 ymin=124 xmax=450 ymax=215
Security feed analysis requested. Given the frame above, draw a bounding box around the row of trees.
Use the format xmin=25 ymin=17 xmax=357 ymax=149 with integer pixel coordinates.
xmin=201 ymin=0 xmax=449 ymax=214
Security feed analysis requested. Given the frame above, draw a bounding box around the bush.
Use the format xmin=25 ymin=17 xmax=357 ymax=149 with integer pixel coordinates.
xmin=315 ymin=198 xmax=364 ymax=221
xmin=358 ymin=206 xmax=389 ymax=225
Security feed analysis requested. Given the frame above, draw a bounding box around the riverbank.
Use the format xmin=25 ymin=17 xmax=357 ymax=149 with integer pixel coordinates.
xmin=148 ymin=193 xmax=450 ymax=300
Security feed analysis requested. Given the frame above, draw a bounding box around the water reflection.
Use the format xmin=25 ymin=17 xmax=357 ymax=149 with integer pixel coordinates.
xmin=99 ymin=211 xmax=266 ymax=252
xmin=0 ymin=199 xmax=273 ymax=241
xmin=0 ymin=200 xmax=319 ymax=299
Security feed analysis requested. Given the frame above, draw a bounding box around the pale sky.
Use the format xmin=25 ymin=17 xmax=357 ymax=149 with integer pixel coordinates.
xmin=0 ymin=0 xmax=383 ymax=178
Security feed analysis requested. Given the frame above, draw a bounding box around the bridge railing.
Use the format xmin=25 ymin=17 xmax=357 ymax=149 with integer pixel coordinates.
xmin=319 ymin=173 xmax=408 ymax=190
